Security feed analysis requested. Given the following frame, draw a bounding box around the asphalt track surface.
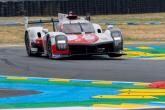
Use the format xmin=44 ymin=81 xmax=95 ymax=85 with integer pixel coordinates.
xmin=0 ymin=45 xmax=165 ymax=82
xmin=0 ymin=45 xmax=165 ymax=110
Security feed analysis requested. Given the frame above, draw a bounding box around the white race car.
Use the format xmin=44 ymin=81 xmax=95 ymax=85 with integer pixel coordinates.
xmin=24 ymin=13 xmax=125 ymax=59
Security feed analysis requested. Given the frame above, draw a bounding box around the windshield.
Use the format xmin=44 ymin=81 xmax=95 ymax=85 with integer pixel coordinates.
xmin=63 ymin=23 xmax=95 ymax=34
xmin=63 ymin=24 xmax=81 ymax=34
xmin=81 ymin=23 xmax=95 ymax=33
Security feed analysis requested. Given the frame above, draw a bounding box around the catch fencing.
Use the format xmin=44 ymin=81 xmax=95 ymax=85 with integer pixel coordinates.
xmin=0 ymin=0 xmax=165 ymax=16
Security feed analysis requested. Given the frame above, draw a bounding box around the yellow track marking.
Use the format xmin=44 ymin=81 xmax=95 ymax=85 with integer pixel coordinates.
xmin=49 ymin=78 xmax=70 ymax=83
xmin=125 ymin=42 xmax=135 ymax=45
xmin=92 ymin=81 xmax=112 ymax=85
xmin=152 ymin=54 xmax=165 ymax=57
xmin=126 ymin=51 xmax=153 ymax=56
xmin=124 ymin=48 xmax=130 ymax=51
xmin=122 ymin=56 xmax=139 ymax=58
xmin=93 ymin=103 xmax=152 ymax=109
xmin=119 ymin=89 xmax=165 ymax=93
xmin=137 ymin=46 xmax=153 ymax=50
xmin=134 ymin=83 xmax=150 ymax=86
xmin=126 ymin=51 xmax=154 ymax=56
xmin=92 ymin=95 xmax=156 ymax=99
xmin=7 ymin=76 xmax=28 ymax=80
xmin=120 ymin=93 xmax=165 ymax=96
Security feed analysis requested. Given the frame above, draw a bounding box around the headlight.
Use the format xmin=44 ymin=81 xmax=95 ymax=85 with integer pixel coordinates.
xmin=57 ymin=40 xmax=66 ymax=44
xmin=56 ymin=35 xmax=68 ymax=50
xmin=111 ymin=31 xmax=122 ymax=41
xmin=111 ymin=31 xmax=123 ymax=48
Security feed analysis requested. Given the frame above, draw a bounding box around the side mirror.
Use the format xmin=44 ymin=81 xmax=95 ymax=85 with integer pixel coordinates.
xmin=42 ymin=29 xmax=48 ymax=34
xmin=107 ymin=25 xmax=114 ymax=30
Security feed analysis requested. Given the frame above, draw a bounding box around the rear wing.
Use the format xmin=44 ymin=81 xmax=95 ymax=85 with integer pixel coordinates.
xmin=24 ymin=13 xmax=90 ymax=31
xmin=24 ymin=17 xmax=59 ymax=32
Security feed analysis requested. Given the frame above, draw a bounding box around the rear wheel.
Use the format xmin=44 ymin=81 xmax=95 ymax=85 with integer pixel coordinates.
xmin=25 ymin=31 xmax=33 ymax=56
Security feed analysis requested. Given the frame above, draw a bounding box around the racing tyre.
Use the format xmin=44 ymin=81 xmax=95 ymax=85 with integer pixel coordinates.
xmin=47 ymin=37 xmax=52 ymax=59
xmin=25 ymin=31 xmax=33 ymax=56
xmin=108 ymin=54 xmax=122 ymax=58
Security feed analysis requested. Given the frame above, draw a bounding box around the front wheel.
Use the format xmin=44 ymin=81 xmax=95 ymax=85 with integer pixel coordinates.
xmin=47 ymin=37 xmax=52 ymax=59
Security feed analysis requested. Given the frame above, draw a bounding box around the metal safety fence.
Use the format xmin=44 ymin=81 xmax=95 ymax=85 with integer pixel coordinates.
xmin=0 ymin=0 xmax=165 ymax=16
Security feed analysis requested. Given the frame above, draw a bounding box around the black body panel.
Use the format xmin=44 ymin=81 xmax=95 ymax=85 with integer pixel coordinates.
xmin=69 ymin=43 xmax=115 ymax=55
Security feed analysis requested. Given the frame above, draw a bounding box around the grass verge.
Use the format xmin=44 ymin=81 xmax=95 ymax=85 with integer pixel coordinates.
xmin=1 ymin=13 xmax=165 ymax=44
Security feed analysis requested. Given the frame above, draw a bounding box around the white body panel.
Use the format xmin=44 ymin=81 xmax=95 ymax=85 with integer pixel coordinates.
xmin=92 ymin=23 xmax=103 ymax=34
xmin=27 ymin=27 xmax=44 ymax=43
xmin=95 ymin=33 xmax=113 ymax=43
xmin=42 ymin=32 xmax=66 ymax=54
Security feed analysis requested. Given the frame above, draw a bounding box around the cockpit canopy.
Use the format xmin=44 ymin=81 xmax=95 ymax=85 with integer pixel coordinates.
xmin=61 ymin=23 xmax=95 ymax=34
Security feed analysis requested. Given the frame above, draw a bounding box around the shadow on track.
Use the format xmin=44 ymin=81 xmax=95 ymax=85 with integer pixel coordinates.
xmin=1 ymin=47 xmax=128 ymax=61
xmin=61 ymin=55 xmax=127 ymax=61
xmin=29 ymin=55 xmax=128 ymax=61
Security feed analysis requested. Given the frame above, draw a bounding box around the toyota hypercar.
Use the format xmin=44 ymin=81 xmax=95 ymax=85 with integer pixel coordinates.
xmin=24 ymin=13 xmax=125 ymax=59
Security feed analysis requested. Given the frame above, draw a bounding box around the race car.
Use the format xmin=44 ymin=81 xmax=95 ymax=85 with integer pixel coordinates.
xmin=24 ymin=13 xmax=125 ymax=59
